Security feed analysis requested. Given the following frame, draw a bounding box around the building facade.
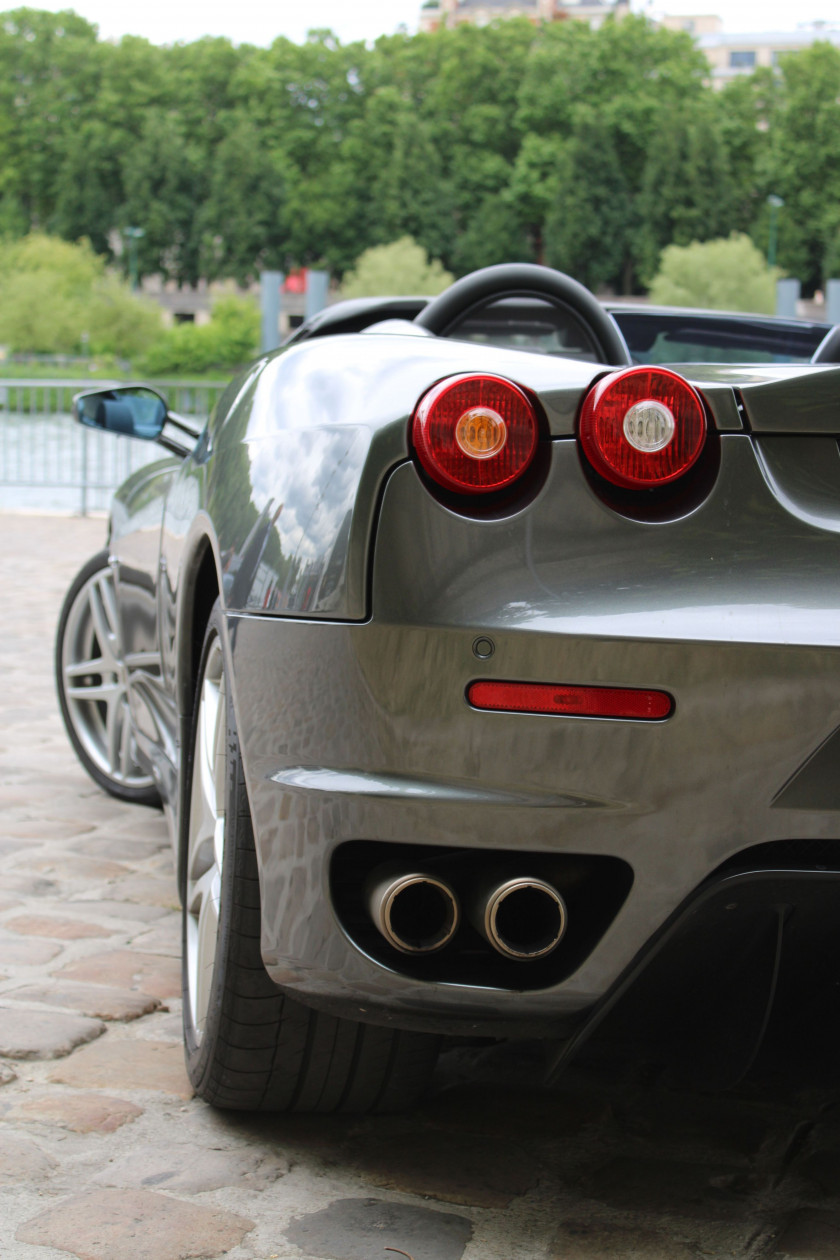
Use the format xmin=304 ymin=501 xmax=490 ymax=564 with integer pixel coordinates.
xmin=419 ymin=0 xmax=629 ymax=34
xmin=695 ymin=22 xmax=840 ymax=85
xmin=419 ymin=3 xmax=840 ymax=79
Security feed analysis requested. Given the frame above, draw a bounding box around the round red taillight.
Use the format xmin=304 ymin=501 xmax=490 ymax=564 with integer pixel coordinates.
xmin=411 ymin=374 xmax=539 ymax=495
xmin=578 ymin=366 xmax=708 ymax=489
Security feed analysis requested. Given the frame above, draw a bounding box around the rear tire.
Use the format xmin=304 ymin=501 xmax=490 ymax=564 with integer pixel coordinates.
xmin=181 ymin=603 xmax=439 ymax=1112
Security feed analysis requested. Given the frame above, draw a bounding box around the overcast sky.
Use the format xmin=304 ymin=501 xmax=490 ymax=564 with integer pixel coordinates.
xmin=30 ymin=0 xmax=839 ymax=45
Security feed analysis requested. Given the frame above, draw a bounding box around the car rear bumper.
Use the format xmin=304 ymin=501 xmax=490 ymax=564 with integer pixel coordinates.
xmin=227 ymin=435 xmax=840 ymax=1036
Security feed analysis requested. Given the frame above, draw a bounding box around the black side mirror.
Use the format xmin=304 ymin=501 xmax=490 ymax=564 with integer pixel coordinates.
xmin=73 ymin=386 xmax=168 ymax=440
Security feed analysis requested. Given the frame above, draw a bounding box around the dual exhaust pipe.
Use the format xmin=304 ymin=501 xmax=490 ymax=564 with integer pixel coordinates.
xmin=365 ymin=866 xmax=567 ymax=961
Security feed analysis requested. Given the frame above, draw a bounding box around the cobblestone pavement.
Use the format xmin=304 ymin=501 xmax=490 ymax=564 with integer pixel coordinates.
xmin=3 ymin=510 xmax=840 ymax=1260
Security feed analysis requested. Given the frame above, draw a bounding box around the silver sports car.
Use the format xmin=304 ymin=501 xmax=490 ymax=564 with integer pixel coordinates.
xmin=56 ymin=263 xmax=840 ymax=1110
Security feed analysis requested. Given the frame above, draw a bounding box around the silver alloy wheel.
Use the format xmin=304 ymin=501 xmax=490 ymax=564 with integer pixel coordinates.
xmin=185 ymin=637 xmax=227 ymax=1043
xmin=60 ymin=564 xmax=154 ymax=791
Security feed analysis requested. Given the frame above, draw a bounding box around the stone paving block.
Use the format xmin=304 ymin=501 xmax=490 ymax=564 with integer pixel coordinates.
xmin=1 ymin=874 xmax=59 ymax=898
xmin=16 ymin=1188 xmax=255 ymax=1260
xmin=0 ymin=1006 xmax=105 ymax=1059
xmin=0 ymin=785 xmax=58 ymax=809
xmin=66 ymin=898 xmax=169 ymax=922
xmin=10 ymin=982 xmax=160 ymax=1022
xmin=0 ymin=935 xmax=62 ymax=966
xmin=141 ymin=1010 xmax=184 ymax=1043
xmin=584 ymin=1155 xmax=752 ymax=1219
xmin=286 ymin=1197 xmax=473 ymax=1260
xmin=64 ymin=798 xmax=136 ymax=827
xmin=29 ymin=856 xmax=129 ymax=881
xmin=775 ymin=1210 xmax=840 ymax=1257
xmin=129 ymin=920 xmax=181 ymax=958
xmin=0 ymin=1061 xmax=17 ymax=1085
xmin=57 ymin=949 xmax=181 ymax=999
xmin=549 ymin=1220 xmax=700 ymax=1258
xmin=1 ymin=819 xmax=95 ymax=840
xmin=109 ymin=812 xmax=171 ymax=842
xmin=50 ymin=1037 xmax=193 ymax=1099
xmin=351 ymin=1128 xmax=539 ymax=1207
xmin=6 ymin=914 xmax=115 ymax=939
xmin=106 ymin=873 xmax=178 ymax=909
xmin=76 ymin=836 xmax=166 ymax=862
xmin=92 ymin=1141 xmax=288 ymax=1192
xmin=6 ymin=1091 xmax=143 ymax=1133
xmin=0 ymin=1135 xmax=57 ymax=1185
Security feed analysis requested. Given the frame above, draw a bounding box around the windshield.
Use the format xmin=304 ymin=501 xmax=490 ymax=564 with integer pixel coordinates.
xmin=613 ymin=311 xmax=829 ymax=365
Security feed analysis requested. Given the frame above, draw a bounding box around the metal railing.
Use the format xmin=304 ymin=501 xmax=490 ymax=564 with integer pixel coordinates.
xmin=0 ymin=380 xmax=227 ymax=515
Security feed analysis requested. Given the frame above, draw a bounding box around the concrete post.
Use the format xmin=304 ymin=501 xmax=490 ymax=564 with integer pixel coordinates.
xmin=775 ymin=278 xmax=800 ymax=320
xmin=826 ymin=279 xmax=840 ymax=326
xmin=305 ymin=271 xmax=330 ymax=322
xmin=260 ymin=271 xmax=284 ymax=353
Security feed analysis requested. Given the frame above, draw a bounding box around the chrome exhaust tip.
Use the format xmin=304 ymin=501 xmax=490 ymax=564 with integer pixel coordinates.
xmin=473 ymin=877 xmax=567 ymax=960
xmin=366 ymin=868 xmax=460 ymax=955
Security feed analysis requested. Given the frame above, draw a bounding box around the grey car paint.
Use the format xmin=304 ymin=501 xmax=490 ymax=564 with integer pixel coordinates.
xmin=104 ymin=330 xmax=840 ymax=1038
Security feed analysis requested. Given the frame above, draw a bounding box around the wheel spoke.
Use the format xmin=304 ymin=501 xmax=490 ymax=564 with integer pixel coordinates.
xmin=190 ymin=864 xmax=221 ymax=1035
xmin=66 ymin=680 xmax=121 ymax=703
xmin=119 ymin=706 xmax=132 ymax=779
xmin=97 ymin=571 xmax=124 ymax=656
xmin=187 ymin=814 xmax=216 ymax=886
xmin=185 ymin=635 xmax=226 ymax=1044
xmin=58 ymin=561 xmax=154 ymax=794
xmin=64 ymin=656 xmax=106 ymax=679
xmin=87 ymin=578 xmax=118 ymax=670
xmin=105 ymin=695 xmax=124 ymax=778
xmin=198 ymin=678 xmax=221 ymax=818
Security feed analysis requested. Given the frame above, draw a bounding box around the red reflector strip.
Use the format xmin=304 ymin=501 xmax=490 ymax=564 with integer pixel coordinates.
xmin=467 ymin=680 xmax=673 ymax=720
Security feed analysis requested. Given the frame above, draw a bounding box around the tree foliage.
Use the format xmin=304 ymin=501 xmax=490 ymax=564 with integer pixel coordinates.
xmin=648 ymin=234 xmax=780 ymax=313
xmin=340 ymin=237 xmax=453 ymax=298
xmin=138 ymin=296 xmax=259 ymax=375
xmin=0 ymin=232 xmax=162 ymax=355
xmin=0 ymin=9 xmax=837 ymax=296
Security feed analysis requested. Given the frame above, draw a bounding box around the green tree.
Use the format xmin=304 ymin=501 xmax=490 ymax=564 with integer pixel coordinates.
xmin=119 ymin=110 xmax=207 ymax=285
xmin=52 ymin=120 xmax=125 ymax=256
xmin=715 ymin=69 xmax=777 ymax=234
xmin=516 ymin=16 xmax=707 ymax=188
xmin=0 ymin=8 xmax=101 ymax=232
xmin=361 ymin=21 xmax=533 ymax=273
xmin=451 ymin=196 xmax=533 ymax=274
xmin=197 ymin=118 xmax=288 ymax=283
xmin=760 ymin=42 xmax=840 ymax=290
xmin=635 ymin=103 xmax=737 ymax=284
xmin=648 ymin=234 xmax=780 ymax=313
xmin=139 ymin=296 xmax=259 ymax=375
xmin=0 ymin=233 xmax=161 ymax=355
xmin=340 ymin=237 xmax=452 ymax=297
xmin=513 ymin=15 xmax=710 ymax=287
xmin=543 ymin=114 xmax=631 ymax=292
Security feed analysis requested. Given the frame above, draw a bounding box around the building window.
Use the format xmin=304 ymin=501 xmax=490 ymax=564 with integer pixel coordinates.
xmin=729 ymin=50 xmax=756 ymax=68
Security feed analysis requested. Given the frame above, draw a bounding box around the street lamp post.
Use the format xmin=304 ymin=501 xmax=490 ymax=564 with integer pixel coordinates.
xmin=124 ymin=226 xmax=145 ymax=291
xmin=767 ymin=195 xmax=784 ymax=268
